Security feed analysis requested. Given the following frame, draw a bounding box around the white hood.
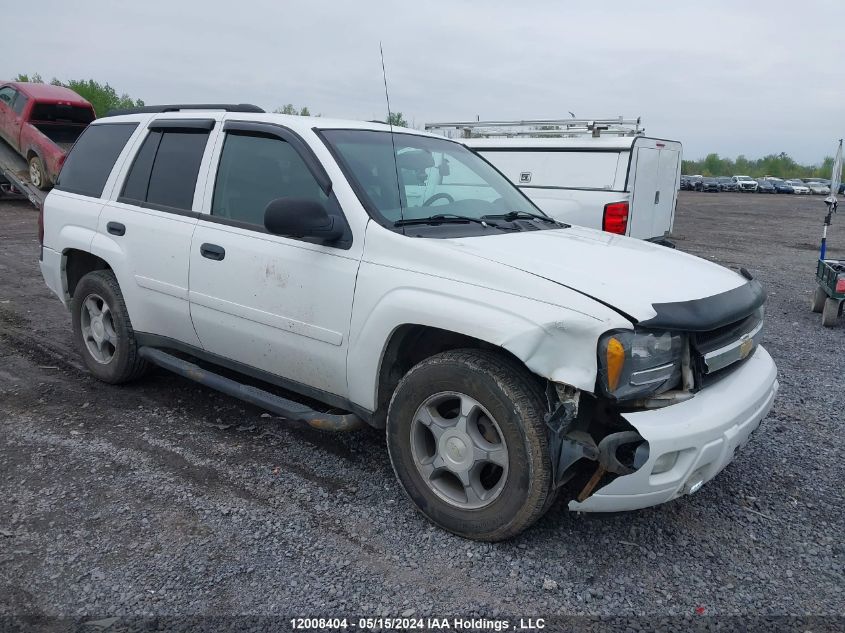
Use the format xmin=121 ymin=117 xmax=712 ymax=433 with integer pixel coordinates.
xmin=444 ymin=226 xmax=747 ymax=322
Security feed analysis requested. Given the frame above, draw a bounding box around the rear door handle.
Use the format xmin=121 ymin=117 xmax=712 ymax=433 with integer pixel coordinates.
xmin=107 ymin=222 xmax=125 ymax=236
xmin=200 ymin=243 xmax=226 ymax=261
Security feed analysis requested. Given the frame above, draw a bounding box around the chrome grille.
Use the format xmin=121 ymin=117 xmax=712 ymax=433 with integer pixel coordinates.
xmin=690 ymin=309 xmax=764 ymax=387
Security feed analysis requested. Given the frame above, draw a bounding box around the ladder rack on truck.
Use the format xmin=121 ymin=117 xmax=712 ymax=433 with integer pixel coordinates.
xmin=424 ymin=116 xmax=644 ymax=139
xmin=0 ymin=136 xmax=47 ymax=208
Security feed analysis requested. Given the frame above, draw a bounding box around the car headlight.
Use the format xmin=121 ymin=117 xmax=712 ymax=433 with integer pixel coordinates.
xmin=597 ymin=329 xmax=685 ymax=401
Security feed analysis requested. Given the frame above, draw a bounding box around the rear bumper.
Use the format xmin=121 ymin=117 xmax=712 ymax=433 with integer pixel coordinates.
xmin=569 ymin=345 xmax=778 ymax=512
xmin=39 ymin=245 xmax=67 ymax=306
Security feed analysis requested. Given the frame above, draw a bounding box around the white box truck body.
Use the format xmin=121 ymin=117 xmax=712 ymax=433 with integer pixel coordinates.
xmin=463 ymin=136 xmax=682 ymax=241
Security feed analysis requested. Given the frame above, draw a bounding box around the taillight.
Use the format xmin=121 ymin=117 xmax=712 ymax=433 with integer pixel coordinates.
xmin=37 ymin=202 xmax=45 ymax=245
xmin=602 ymin=201 xmax=629 ymax=235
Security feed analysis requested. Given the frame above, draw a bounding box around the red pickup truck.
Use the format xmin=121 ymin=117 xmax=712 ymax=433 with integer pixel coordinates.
xmin=0 ymin=82 xmax=95 ymax=190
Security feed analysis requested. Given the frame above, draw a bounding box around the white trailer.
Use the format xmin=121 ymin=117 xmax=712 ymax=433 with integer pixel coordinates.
xmin=425 ymin=118 xmax=682 ymax=242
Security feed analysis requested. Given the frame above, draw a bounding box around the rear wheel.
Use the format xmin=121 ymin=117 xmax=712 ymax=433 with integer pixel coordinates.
xmin=811 ymin=286 xmax=827 ymax=313
xmin=822 ymin=298 xmax=841 ymax=327
xmin=28 ymin=155 xmax=49 ymax=190
xmin=71 ymin=270 xmax=149 ymax=383
xmin=387 ymin=349 xmax=553 ymax=541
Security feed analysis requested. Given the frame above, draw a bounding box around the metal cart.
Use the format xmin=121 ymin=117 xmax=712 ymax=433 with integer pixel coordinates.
xmin=811 ymin=140 xmax=844 ymax=326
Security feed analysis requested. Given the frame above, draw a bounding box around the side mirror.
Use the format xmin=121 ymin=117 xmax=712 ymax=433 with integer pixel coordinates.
xmin=264 ymin=198 xmax=344 ymax=242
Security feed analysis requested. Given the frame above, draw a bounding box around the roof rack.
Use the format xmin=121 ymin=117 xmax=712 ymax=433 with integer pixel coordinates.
xmin=104 ymin=103 xmax=265 ymax=117
xmin=424 ymin=117 xmax=643 ymax=139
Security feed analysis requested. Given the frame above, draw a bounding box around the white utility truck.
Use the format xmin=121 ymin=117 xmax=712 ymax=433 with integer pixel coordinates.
xmin=425 ymin=118 xmax=682 ymax=243
xmin=39 ymin=105 xmax=776 ymax=541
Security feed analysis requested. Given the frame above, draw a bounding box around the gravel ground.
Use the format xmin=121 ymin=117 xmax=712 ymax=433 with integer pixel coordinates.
xmin=0 ymin=192 xmax=843 ymax=625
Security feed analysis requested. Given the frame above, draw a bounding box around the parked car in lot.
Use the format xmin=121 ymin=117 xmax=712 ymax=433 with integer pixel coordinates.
xmin=786 ymin=179 xmax=810 ymax=194
xmin=804 ymin=181 xmax=830 ymax=195
xmin=38 ymin=105 xmax=778 ymax=540
xmin=717 ymin=176 xmax=738 ymax=192
xmin=755 ymin=178 xmax=776 ymax=193
xmin=768 ymin=178 xmax=794 ymax=194
xmin=0 ymin=81 xmax=95 ymax=190
xmin=699 ymin=177 xmax=720 ymax=192
xmin=680 ymin=175 xmax=691 ymax=190
xmin=732 ymin=175 xmax=758 ymax=192
xmin=688 ymin=176 xmax=703 ymax=191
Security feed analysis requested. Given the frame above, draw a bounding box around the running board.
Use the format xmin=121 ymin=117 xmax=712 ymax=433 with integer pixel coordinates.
xmin=138 ymin=347 xmax=365 ymax=432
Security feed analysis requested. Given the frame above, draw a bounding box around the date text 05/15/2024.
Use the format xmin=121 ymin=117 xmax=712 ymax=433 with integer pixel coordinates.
xmin=290 ymin=617 xmax=546 ymax=631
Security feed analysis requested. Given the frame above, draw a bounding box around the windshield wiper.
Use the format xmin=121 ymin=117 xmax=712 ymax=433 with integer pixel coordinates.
xmin=394 ymin=214 xmax=501 ymax=228
xmin=483 ymin=210 xmax=568 ymax=226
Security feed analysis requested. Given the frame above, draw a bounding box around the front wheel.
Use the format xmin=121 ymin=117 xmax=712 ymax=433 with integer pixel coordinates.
xmin=28 ymin=155 xmax=49 ymax=191
xmin=387 ymin=349 xmax=553 ymax=541
xmin=71 ymin=270 xmax=149 ymax=383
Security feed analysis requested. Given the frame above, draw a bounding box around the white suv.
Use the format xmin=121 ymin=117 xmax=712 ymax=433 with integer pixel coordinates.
xmin=39 ymin=105 xmax=778 ymax=540
xmin=732 ymin=175 xmax=759 ymax=192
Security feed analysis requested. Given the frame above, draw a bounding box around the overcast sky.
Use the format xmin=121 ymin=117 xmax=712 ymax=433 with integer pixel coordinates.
xmin=4 ymin=0 xmax=844 ymax=163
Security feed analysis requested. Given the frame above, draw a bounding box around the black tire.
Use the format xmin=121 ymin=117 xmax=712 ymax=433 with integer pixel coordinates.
xmin=811 ymin=286 xmax=827 ymax=313
xmin=28 ymin=155 xmax=49 ymax=191
xmin=71 ymin=270 xmax=149 ymax=383
xmin=387 ymin=349 xmax=553 ymax=541
xmin=822 ymin=298 xmax=840 ymax=327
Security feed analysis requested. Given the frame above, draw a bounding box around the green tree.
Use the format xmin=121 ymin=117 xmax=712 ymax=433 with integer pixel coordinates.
xmin=683 ymin=151 xmax=842 ymax=181
xmin=273 ymin=104 xmax=315 ymax=116
xmin=386 ymin=112 xmax=408 ymax=127
xmin=13 ymin=73 xmax=44 ymax=83
xmin=60 ymin=79 xmax=144 ymax=117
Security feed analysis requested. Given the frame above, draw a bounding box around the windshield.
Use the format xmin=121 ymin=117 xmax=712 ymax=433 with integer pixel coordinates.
xmin=736 ymin=176 xmax=753 ymax=181
xmin=320 ymin=129 xmax=542 ymax=226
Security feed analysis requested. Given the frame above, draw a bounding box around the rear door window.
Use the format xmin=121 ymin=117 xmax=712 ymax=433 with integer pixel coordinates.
xmin=55 ymin=123 xmax=138 ymax=198
xmin=120 ymin=128 xmax=210 ymax=211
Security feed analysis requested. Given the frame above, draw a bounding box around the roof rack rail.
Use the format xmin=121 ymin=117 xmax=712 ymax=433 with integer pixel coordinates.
xmin=425 ymin=116 xmax=643 ymax=138
xmin=104 ymin=103 xmax=265 ymax=117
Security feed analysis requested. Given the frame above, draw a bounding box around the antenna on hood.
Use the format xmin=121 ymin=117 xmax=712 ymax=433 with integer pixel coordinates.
xmin=380 ymin=42 xmax=405 ymax=229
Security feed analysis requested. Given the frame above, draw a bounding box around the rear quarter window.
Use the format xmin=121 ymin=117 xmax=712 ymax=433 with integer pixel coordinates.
xmin=12 ymin=94 xmax=28 ymax=116
xmin=55 ymin=123 xmax=138 ymax=198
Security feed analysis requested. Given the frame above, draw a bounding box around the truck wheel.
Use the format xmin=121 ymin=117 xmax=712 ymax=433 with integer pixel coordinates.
xmin=811 ymin=286 xmax=827 ymax=313
xmin=822 ymin=298 xmax=841 ymax=327
xmin=71 ymin=270 xmax=148 ymax=383
xmin=387 ymin=349 xmax=552 ymax=541
xmin=28 ymin=155 xmax=49 ymax=191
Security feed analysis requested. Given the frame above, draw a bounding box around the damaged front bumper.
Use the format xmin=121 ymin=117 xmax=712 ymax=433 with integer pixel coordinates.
xmin=569 ymin=344 xmax=778 ymax=512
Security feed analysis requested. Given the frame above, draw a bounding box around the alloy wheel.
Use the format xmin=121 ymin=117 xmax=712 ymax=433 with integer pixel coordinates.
xmin=409 ymin=391 xmax=509 ymax=509
xmin=80 ymin=293 xmax=118 ymax=364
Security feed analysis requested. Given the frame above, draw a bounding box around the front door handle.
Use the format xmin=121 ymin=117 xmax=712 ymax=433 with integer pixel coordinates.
xmin=107 ymin=222 xmax=125 ymax=236
xmin=200 ymin=243 xmax=226 ymax=261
